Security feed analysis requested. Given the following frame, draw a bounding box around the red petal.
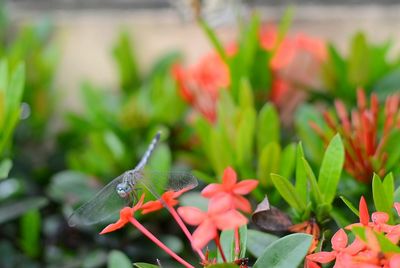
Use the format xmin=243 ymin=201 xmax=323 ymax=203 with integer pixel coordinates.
xmin=191 ymin=219 xmax=217 ymax=250
xmin=305 ymin=259 xmax=321 ymax=268
xmin=233 ymin=195 xmax=252 ymax=213
xmin=120 ymin=207 xmax=134 ymax=221
xmin=214 ymin=210 xmax=248 ymax=230
xmin=133 ymin=193 xmax=146 ymax=211
xmin=332 ymin=229 xmax=348 ymax=251
xmin=390 ymin=254 xmax=400 ymax=267
xmin=232 ymin=179 xmax=259 ymax=195
xmin=99 ymin=219 xmax=127 ymax=234
xmin=359 ymin=196 xmax=370 ymax=226
xmin=344 ymin=238 xmax=365 ymax=255
xmin=177 ymin=206 xmax=206 ymax=226
xmin=141 ymin=200 xmax=163 ymax=214
xmin=222 ymin=167 xmax=237 ymax=189
xmin=208 ymin=193 xmax=233 ymax=214
xmin=371 ymin=212 xmax=389 ymax=224
xmin=201 ymin=184 xmax=224 ymax=197
xmin=307 ymin=252 xmax=336 ymax=263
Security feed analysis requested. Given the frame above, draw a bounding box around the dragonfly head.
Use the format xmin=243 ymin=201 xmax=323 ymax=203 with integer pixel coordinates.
xmin=116 ymin=182 xmax=132 ymax=198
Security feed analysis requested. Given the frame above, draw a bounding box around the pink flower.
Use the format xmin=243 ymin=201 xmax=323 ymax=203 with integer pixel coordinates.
xmin=177 ymin=196 xmax=248 ymax=250
xmin=201 ymin=167 xmax=258 ymax=213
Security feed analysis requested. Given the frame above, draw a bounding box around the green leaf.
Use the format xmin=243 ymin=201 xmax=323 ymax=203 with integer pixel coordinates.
xmin=373 ymin=67 xmax=400 ymax=101
xmin=295 ymin=142 xmax=307 ymax=205
xmin=318 ymin=134 xmax=344 ymax=204
xmin=103 ymin=131 xmax=125 ymax=161
xmin=257 ymin=143 xmax=281 ymax=187
xmin=218 ymin=225 xmax=247 ymax=262
xmin=0 ymin=197 xmax=48 ymax=224
xmin=19 ymin=210 xmax=41 ymax=258
xmin=108 ymin=250 xmax=132 ymax=268
xmin=198 ymin=19 xmax=227 ymax=62
xmin=0 ymin=158 xmax=12 ymax=179
xmin=375 ymin=231 xmax=400 ymax=253
xmin=348 ymin=32 xmax=369 ymax=87
xmin=278 ymin=143 xmax=296 ymax=180
xmin=271 ymin=173 xmax=306 ymax=211
xmin=330 ymin=207 xmax=353 ymax=228
xmin=372 ymin=173 xmax=394 ymax=220
xmin=112 ymin=32 xmax=140 ymax=92
xmin=339 ymin=196 xmax=359 ymax=217
xmin=235 ymin=108 xmax=256 ymax=170
xmin=253 ymin=233 xmax=312 ymax=268
xmin=133 ymin=263 xmax=158 ymax=268
xmin=238 ymin=78 xmax=254 ymax=110
xmin=246 ymin=229 xmax=279 ymax=258
xmin=257 ymin=103 xmax=280 ymax=153
xmin=302 ymin=157 xmax=323 ymax=204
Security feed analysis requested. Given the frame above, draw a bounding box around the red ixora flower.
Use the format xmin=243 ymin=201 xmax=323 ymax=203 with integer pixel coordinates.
xmin=307 ymin=197 xmax=400 ymax=268
xmin=141 ymin=187 xmax=191 ymax=214
xmin=310 ymin=89 xmax=400 ymax=183
xmin=172 ymin=47 xmax=233 ymax=123
xmin=177 ymin=195 xmax=248 ymax=251
xmin=201 ymin=166 xmax=258 ymax=213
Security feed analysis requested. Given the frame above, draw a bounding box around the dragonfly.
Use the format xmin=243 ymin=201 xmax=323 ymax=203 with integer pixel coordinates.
xmin=68 ymin=132 xmax=198 ymax=226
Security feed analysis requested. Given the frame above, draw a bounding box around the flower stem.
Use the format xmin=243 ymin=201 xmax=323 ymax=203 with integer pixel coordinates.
xmin=129 ymin=218 xmax=194 ymax=268
xmin=166 ymin=203 xmax=206 ymax=261
xmin=214 ymin=234 xmax=227 ymax=263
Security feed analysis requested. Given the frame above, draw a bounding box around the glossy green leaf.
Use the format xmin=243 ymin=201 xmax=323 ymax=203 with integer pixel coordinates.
xmin=295 ymin=142 xmax=307 ymax=205
xmin=112 ymin=32 xmax=140 ymax=92
xmin=20 ymin=210 xmax=41 ymax=258
xmin=108 ymin=250 xmax=132 ymax=268
xmin=257 ymin=103 xmax=280 ymax=153
xmin=218 ymin=225 xmax=247 ymax=262
xmin=339 ymin=196 xmax=359 ymax=217
xmin=257 ymin=143 xmax=281 ymax=187
xmin=238 ymin=78 xmax=254 ymax=110
xmin=318 ymin=134 xmax=344 ymax=204
xmin=133 ymin=263 xmax=158 ymax=268
xmin=278 ymin=143 xmax=296 ymax=180
xmin=235 ymin=108 xmax=256 ymax=170
xmin=0 ymin=158 xmax=12 ymax=179
xmin=253 ymin=233 xmax=312 ymax=268
xmin=198 ymin=18 xmax=227 ymax=62
xmin=372 ymin=173 xmax=394 ymax=220
xmin=302 ymin=157 xmax=323 ymax=204
xmin=375 ymin=231 xmax=400 ymax=253
xmin=348 ymin=32 xmax=369 ymax=86
xmin=247 ymin=229 xmax=279 ymax=258
xmin=271 ymin=173 xmax=306 ymax=211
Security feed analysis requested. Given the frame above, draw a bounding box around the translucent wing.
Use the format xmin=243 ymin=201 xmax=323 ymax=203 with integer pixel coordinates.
xmin=68 ymin=174 xmax=128 ymax=226
xmin=135 ymin=170 xmax=198 ymax=200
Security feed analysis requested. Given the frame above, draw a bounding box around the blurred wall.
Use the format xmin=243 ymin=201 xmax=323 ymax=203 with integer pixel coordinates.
xmin=7 ymin=3 xmax=400 ymax=111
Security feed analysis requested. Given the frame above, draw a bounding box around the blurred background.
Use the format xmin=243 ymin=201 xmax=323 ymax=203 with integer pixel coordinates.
xmin=1 ymin=0 xmax=400 ymax=267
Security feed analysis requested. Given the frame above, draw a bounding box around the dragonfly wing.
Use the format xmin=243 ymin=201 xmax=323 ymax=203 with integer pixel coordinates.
xmin=68 ymin=174 xmax=128 ymax=226
xmin=136 ymin=170 xmax=198 ymax=199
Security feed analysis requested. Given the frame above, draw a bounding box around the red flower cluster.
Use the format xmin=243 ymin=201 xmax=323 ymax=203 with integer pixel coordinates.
xmin=172 ymin=47 xmax=233 ymax=123
xmin=260 ymin=24 xmax=327 ymax=122
xmin=178 ymin=166 xmax=258 ymax=251
xmin=99 ymin=167 xmax=258 ymax=267
xmin=307 ymin=197 xmax=400 ymax=268
xmin=172 ymin=24 xmax=326 ymax=124
xmin=310 ymin=89 xmax=400 ymax=183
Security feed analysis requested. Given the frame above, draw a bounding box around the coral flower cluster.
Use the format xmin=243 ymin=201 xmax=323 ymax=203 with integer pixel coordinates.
xmin=99 ymin=166 xmax=258 ymax=267
xmin=307 ymin=197 xmax=400 ymax=268
xmin=310 ymin=89 xmax=400 ymax=183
